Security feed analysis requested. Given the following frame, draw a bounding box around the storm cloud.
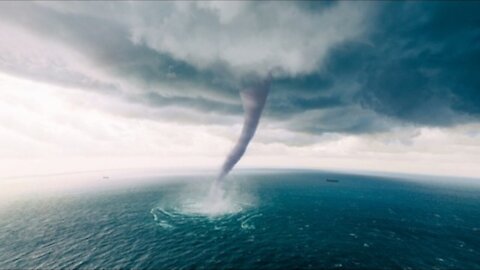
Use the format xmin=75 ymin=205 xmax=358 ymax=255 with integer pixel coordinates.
xmin=0 ymin=1 xmax=479 ymax=141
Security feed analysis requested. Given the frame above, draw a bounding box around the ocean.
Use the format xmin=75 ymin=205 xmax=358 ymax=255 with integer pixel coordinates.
xmin=0 ymin=170 xmax=479 ymax=269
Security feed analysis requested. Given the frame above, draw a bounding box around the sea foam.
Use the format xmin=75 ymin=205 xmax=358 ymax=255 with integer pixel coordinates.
xmin=152 ymin=178 xmax=256 ymax=229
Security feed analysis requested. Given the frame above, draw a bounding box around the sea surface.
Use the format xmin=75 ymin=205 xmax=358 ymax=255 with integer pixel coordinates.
xmin=0 ymin=170 xmax=479 ymax=269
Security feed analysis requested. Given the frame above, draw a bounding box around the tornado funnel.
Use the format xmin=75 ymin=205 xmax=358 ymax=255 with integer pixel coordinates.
xmin=216 ymin=76 xmax=271 ymax=182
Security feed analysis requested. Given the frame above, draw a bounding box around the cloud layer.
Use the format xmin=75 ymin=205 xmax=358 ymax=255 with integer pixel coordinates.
xmin=0 ymin=1 xmax=479 ymax=139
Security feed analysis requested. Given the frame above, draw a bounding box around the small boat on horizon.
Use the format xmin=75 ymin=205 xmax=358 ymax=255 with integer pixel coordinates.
xmin=326 ymin=178 xmax=339 ymax=183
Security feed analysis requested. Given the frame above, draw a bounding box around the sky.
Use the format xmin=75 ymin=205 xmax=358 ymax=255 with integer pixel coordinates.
xmin=0 ymin=1 xmax=480 ymax=180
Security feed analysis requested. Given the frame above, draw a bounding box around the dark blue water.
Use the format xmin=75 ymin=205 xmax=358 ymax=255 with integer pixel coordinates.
xmin=1 ymin=170 xmax=479 ymax=269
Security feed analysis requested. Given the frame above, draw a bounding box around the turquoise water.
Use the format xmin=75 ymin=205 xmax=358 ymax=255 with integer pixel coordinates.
xmin=1 ymin=170 xmax=479 ymax=269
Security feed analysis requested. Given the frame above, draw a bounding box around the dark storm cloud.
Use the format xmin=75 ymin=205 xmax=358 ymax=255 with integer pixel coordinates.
xmin=267 ymin=1 xmax=480 ymax=132
xmin=350 ymin=2 xmax=480 ymax=125
xmin=0 ymin=1 xmax=479 ymax=137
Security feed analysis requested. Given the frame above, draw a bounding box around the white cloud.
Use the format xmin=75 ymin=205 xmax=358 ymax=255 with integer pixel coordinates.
xmin=241 ymin=125 xmax=480 ymax=179
xmin=0 ymin=22 xmax=116 ymax=87
xmin=0 ymin=73 xmax=235 ymax=174
xmin=24 ymin=1 xmax=372 ymax=77
xmin=128 ymin=1 xmax=372 ymax=76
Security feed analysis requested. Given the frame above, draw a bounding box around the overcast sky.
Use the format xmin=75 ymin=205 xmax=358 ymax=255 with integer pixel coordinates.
xmin=0 ymin=1 xmax=479 ymax=179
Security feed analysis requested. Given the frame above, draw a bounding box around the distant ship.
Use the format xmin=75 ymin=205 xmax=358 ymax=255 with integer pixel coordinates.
xmin=326 ymin=179 xmax=339 ymax=183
